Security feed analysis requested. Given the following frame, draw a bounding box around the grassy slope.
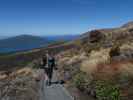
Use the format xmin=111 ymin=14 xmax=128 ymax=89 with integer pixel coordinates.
xmin=56 ymin=22 xmax=133 ymax=100
xmin=0 ymin=40 xmax=77 ymax=71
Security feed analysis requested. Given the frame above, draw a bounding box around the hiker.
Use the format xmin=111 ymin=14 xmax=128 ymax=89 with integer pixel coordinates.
xmin=41 ymin=53 xmax=49 ymax=83
xmin=41 ymin=51 xmax=57 ymax=86
xmin=47 ymin=52 xmax=57 ymax=85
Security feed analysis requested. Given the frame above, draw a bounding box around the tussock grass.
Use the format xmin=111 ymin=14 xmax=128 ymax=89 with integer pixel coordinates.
xmin=81 ymin=49 xmax=111 ymax=75
xmin=118 ymin=62 xmax=133 ymax=76
xmin=0 ymin=68 xmax=34 ymax=81
xmin=120 ymin=42 xmax=133 ymax=53
xmin=0 ymin=74 xmax=8 ymax=80
xmin=15 ymin=68 xmax=33 ymax=76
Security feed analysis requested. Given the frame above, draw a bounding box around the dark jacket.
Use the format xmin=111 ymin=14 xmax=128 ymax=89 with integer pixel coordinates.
xmin=48 ymin=57 xmax=56 ymax=69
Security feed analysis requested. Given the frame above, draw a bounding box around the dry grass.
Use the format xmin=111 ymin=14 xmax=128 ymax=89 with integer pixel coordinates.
xmin=81 ymin=48 xmax=111 ymax=75
xmin=120 ymin=42 xmax=133 ymax=52
xmin=118 ymin=61 xmax=133 ymax=76
xmin=8 ymin=67 xmax=34 ymax=80
xmin=16 ymin=67 xmax=33 ymax=76
xmin=0 ymin=74 xmax=8 ymax=80
xmin=89 ymin=60 xmax=133 ymax=81
xmin=0 ymin=68 xmax=35 ymax=81
xmin=66 ymin=53 xmax=87 ymax=65
xmin=0 ymin=67 xmax=40 ymax=100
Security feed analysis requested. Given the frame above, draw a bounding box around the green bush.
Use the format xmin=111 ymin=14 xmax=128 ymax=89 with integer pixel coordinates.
xmin=73 ymin=71 xmax=87 ymax=90
xmin=81 ymin=43 xmax=99 ymax=56
xmin=95 ymin=80 xmax=120 ymax=100
xmin=32 ymin=62 xmax=40 ymax=69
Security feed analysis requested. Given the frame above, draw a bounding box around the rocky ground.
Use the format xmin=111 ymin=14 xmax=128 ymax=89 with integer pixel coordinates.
xmin=0 ymin=68 xmax=40 ymax=100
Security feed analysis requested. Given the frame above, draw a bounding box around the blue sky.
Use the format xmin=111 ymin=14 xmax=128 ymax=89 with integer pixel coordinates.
xmin=0 ymin=0 xmax=133 ymax=36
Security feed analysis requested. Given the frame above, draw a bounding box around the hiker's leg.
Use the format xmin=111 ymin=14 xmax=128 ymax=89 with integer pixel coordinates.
xmin=44 ymin=73 xmax=48 ymax=80
xmin=47 ymin=73 xmax=51 ymax=85
xmin=44 ymin=69 xmax=49 ymax=86
xmin=40 ymin=70 xmax=44 ymax=90
xmin=41 ymin=79 xmax=44 ymax=91
xmin=48 ymin=70 xmax=53 ymax=85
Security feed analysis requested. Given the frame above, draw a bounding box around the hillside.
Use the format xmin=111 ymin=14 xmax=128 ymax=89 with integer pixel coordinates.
xmin=45 ymin=35 xmax=79 ymax=41
xmin=56 ymin=21 xmax=133 ymax=100
xmin=0 ymin=34 xmax=79 ymax=53
xmin=0 ymin=35 xmax=51 ymax=53
xmin=1 ymin=21 xmax=133 ymax=71
xmin=1 ymin=21 xmax=133 ymax=100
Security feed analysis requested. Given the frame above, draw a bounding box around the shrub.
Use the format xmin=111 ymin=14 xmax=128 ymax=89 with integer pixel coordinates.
xmin=95 ymin=80 xmax=120 ymax=100
xmin=73 ymin=71 xmax=87 ymax=91
xmin=32 ymin=61 xmax=40 ymax=69
xmin=83 ymin=43 xmax=102 ymax=54
xmin=89 ymin=30 xmax=105 ymax=43
xmin=81 ymin=48 xmax=110 ymax=74
xmin=109 ymin=45 xmax=120 ymax=58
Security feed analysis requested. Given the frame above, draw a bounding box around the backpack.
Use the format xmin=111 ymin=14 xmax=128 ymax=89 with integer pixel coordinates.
xmin=48 ymin=57 xmax=55 ymax=68
xmin=42 ymin=56 xmax=47 ymax=66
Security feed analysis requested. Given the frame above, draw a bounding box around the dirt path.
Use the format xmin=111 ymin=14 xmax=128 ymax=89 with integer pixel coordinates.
xmin=39 ymin=71 xmax=74 ymax=100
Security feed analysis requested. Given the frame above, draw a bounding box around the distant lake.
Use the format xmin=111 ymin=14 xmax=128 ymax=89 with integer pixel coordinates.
xmin=0 ymin=46 xmax=42 ymax=53
xmin=0 ymin=48 xmax=15 ymax=53
xmin=0 ymin=35 xmax=79 ymax=53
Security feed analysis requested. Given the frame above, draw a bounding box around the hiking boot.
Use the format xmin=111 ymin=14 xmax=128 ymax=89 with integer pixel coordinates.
xmin=46 ymin=80 xmax=49 ymax=86
xmin=48 ymin=81 xmax=52 ymax=86
xmin=59 ymin=80 xmax=65 ymax=84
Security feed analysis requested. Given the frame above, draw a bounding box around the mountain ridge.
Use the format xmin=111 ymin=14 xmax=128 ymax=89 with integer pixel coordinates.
xmin=0 ymin=34 xmax=79 ymax=53
xmin=0 ymin=34 xmax=50 ymax=53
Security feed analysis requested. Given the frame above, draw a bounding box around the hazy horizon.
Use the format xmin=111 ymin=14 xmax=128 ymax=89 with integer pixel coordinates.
xmin=0 ymin=33 xmax=80 ymax=37
xmin=0 ymin=0 xmax=133 ymax=36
